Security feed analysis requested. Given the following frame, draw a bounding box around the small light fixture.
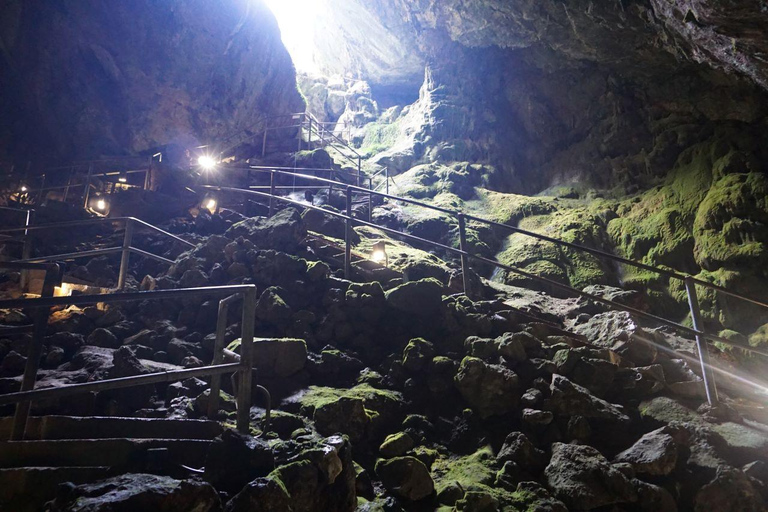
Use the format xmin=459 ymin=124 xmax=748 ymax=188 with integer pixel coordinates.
xmin=19 ymin=185 xmax=28 ymax=193
xmin=198 ymin=155 xmax=217 ymax=171
xmin=371 ymin=241 xmax=388 ymax=266
xmin=201 ymin=194 xmax=218 ymax=214
xmin=118 ymin=171 xmax=128 ymax=183
xmin=54 ymin=283 xmax=73 ymax=297
xmin=96 ymin=198 xmax=107 ymax=211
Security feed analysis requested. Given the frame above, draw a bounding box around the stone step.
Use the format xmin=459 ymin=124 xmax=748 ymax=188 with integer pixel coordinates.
xmin=0 ymin=466 xmax=109 ymax=512
xmin=0 ymin=438 xmax=212 ymax=469
xmin=0 ymin=415 xmax=223 ymax=441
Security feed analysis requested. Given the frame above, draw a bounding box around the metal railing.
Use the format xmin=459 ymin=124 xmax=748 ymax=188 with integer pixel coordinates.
xmin=4 ymin=157 xmax=153 ymax=208
xmin=0 ymin=284 xmax=258 ymax=439
xmin=203 ymin=169 xmax=768 ymax=405
xmin=0 ymin=217 xmax=196 ymax=290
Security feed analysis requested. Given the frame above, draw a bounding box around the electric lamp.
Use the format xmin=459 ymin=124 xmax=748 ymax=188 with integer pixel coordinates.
xmin=371 ymin=241 xmax=388 ymax=266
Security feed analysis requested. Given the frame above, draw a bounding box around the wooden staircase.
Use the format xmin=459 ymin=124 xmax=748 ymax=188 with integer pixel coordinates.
xmin=0 ymin=415 xmax=223 ymax=512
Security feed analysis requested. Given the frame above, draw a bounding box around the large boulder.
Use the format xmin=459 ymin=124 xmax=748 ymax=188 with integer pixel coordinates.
xmin=225 ymin=208 xmax=306 ymax=252
xmin=694 ymin=466 xmax=766 ymax=512
xmin=570 ymin=311 xmax=659 ymax=366
xmin=614 ymin=427 xmax=679 ymax=476
xmin=46 ymin=473 xmax=221 ymax=512
xmin=384 ymin=278 xmax=444 ymax=316
xmin=251 ymin=338 xmax=307 ymax=378
xmin=546 ymin=374 xmax=630 ymax=423
xmin=545 ymin=443 xmax=637 ymax=510
xmin=454 ymin=357 xmax=519 ymax=418
xmin=204 ymin=429 xmax=275 ymax=494
xmin=375 ymin=456 xmax=434 ymax=501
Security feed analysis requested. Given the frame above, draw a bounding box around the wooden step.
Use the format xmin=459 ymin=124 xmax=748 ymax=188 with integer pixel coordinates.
xmin=0 ymin=415 xmax=223 ymax=441
xmin=0 ymin=466 xmax=109 ymax=512
xmin=0 ymin=438 xmax=212 ymax=468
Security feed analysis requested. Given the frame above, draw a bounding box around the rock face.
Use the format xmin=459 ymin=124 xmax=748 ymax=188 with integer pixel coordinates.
xmin=0 ymin=0 xmax=304 ymax=160
xmin=47 ymin=473 xmax=221 ymax=512
xmin=545 ymin=443 xmax=637 ymax=510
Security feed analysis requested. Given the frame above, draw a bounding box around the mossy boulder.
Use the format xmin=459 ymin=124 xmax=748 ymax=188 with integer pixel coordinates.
xmin=453 ymin=357 xmax=519 ymax=418
xmin=496 ymin=209 xmax=615 ymax=294
xmin=375 ymin=456 xmax=434 ymax=501
xmin=225 ymin=207 xmax=306 ymax=252
xmin=402 ymin=338 xmax=436 ymax=372
xmin=385 ymin=278 xmax=445 ymax=316
xmin=693 ymin=172 xmax=768 ymax=271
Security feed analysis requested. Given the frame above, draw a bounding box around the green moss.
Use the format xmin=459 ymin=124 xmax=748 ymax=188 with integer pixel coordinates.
xmin=432 ymin=446 xmax=519 ymax=506
xmin=354 ymin=225 xmax=451 ymax=274
xmin=296 ymin=384 xmax=402 ymax=414
xmin=495 ymin=209 xmax=615 ymax=292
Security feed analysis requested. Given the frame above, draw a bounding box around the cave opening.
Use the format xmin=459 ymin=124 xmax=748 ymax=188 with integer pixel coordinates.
xmin=263 ymin=0 xmax=321 ymax=75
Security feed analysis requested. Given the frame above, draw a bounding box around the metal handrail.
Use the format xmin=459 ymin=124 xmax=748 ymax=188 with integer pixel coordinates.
xmin=208 ymin=173 xmax=768 ymax=405
xmin=0 ymin=284 xmax=258 ymax=439
xmin=0 ymin=216 xmax=195 ymax=290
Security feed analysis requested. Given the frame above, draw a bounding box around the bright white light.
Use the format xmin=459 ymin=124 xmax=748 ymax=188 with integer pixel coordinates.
xmin=118 ymin=177 xmax=127 ymax=183
xmin=206 ymin=199 xmax=217 ymax=212
xmin=198 ymin=155 xmax=217 ymax=170
xmin=20 ymin=186 xmax=27 ymax=192
xmin=96 ymin=199 xmax=106 ymax=210
xmin=263 ymin=0 xmax=322 ymax=73
xmin=372 ymin=249 xmax=387 ymax=264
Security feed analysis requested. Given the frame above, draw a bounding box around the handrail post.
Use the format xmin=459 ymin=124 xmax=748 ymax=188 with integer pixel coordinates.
xmin=20 ymin=210 xmax=34 ymax=291
xmin=368 ymin=190 xmax=373 ymax=223
xmin=458 ymin=213 xmax=470 ymax=298
xmin=262 ymin=129 xmax=268 ymax=158
xmin=83 ymin=165 xmax=93 ymax=208
xmin=268 ymin=171 xmax=276 ymax=217
xmin=308 ymin=117 xmax=313 ymax=150
xmin=237 ymin=287 xmax=257 ymax=433
xmin=345 ymin=187 xmax=353 ymax=279
xmin=685 ymin=277 xmax=719 ymax=406
xmin=357 ymin=157 xmax=362 ymax=187
xmin=11 ymin=264 xmax=60 ymax=440
xmin=117 ymin=219 xmax=134 ymax=290
xmin=386 ymin=167 xmax=390 ymax=196
xmin=208 ymin=295 xmax=236 ymax=419
xmin=36 ymin=174 xmax=46 ymax=205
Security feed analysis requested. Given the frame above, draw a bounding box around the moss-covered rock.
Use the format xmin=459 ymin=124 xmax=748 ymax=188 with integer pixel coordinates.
xmin=453 ymin=357 xmax=519 ymax=418
xmin=375 ymin=456 xmax=434 ymax=501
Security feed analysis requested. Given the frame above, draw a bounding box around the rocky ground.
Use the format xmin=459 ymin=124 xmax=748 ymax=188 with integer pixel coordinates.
xmin=2 ymin=203 xmax=767 ymax=511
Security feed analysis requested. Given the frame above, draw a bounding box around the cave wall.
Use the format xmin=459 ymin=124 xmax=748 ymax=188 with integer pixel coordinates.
xmin=0 ymin=0 xmax=304 ymax=163
xmin=322 ymin=0 xmax=768 ymax=193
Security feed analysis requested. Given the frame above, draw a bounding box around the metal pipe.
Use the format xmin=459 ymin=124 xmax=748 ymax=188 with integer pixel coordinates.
xmin=22 ymin=247 xmax=124 ymax=263
xmin=0 ymin=363 xmax=241 ymax=406
xmin=0 ymin=284 xmax=257 ymax=310
xmin=128 ymin=247 xmax=175 ymax=265
xmin=11 ymin=264 xmax=60 ymax=440
xmin=686 ymin=277 xmax=719 ymax=405
xmin=458 ymin=214 xmax=470 ymax=297
xmin=83 ymin=165 xmax=92 ymax=208
xmin=237 ymin=286 xmax=257 ymax=433
xmin=262 ymin=129 xmax=268 ymax=158
xmin=345 ymin=187 xmax=353 ymax=279
xmin=117 ymin=219 xmax=134 ymax=290
xmin=269 ymin=171 xmax=276 ymax=217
